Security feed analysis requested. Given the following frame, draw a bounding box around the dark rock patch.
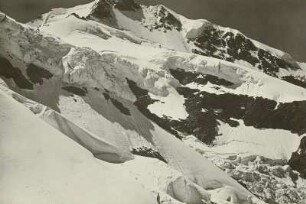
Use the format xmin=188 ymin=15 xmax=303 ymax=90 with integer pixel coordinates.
xmin=110 ymin=98 xmax=131 ymax=116
xmin=192 ymin=26 xmax=233 ymax=61
xmin=103 ymin=92 xmax=111 ymax=101
xmin=103 ymin=92 xmax=131 ymax=116
xmin=156 ymin=6 xmax=182 ymax=31
xmin=143 ymin=5 xmax=182 ymax=32
xmin=288 ymin=137 xmax=306 ymax=178
xmin=191 ymin=25 xmax=298 ymax=78
xmin=132 ymin=147 xmax=167 ymax=163
xmin=70 ymin=13 xmax=88 ymax=20
xmin=62 ymin=86 xmax=87 ymax=96
xmin=127 ymin=79 xmax=182 ymax=139
xmin=169 ymin=68 xmax=234 ymax=87
xmin=177 ymin=86 xmax=306 ymax=137
xmin=26 ymin=63 xmax=53 ymax=85
xmin=0 ymin=56 xmax=33 ymax=89
xmin=282 ymin=76 xmax=306 ymax=89
xmin=90 ymin=0 xmax=114 ymax=19
xmin=90 ymin=0 xmax=140 ymax=20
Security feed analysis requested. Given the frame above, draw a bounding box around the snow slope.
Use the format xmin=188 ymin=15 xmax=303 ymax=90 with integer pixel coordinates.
xmin=0 ymin=86 xmax=266 ymax=203
xmin=0 ymin=90 xmax=156 ymax=204
xmin=0 ymin=83 xmax=133 ymax=163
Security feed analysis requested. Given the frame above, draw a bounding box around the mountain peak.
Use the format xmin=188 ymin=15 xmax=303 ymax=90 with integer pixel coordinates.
xmin=90 ymin=0 xmax=140 ymax=19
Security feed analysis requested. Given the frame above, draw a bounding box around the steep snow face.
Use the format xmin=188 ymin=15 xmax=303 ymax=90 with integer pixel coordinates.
xmin=0 ymin=90 xmax=157 ymax=204
xmin=0 ymin=84 xmax=133 ymax=163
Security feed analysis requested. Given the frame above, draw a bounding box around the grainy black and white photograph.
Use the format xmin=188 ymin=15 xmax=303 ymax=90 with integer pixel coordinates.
xmin=0 ymin=0 xmax=306 ymax=203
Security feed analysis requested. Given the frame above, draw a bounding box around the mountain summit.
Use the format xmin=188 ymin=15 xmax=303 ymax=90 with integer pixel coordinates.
xmin=1 ymin=1 xmax=306 ymax=204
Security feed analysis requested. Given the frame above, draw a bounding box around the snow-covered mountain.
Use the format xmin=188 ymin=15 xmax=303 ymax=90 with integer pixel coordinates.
xmin=1 ymin=0 xmax=306 ymax=203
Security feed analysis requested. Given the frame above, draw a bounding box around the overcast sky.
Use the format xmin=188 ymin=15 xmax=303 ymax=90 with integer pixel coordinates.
xmin=0 ymin=0 xmax=305 ymax=61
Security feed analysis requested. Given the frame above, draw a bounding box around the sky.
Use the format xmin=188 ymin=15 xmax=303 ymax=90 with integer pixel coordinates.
xmin=0 ymin=0 xmax=305 ymax=61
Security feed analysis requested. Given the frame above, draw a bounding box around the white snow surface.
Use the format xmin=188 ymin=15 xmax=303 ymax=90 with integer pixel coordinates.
xmin=216 ymin=121 xmax=301 ymax=160
xmin=183 ymin=120 xmax=301 ymax=161
xmin=0 ymin=90 xmax=156 ymax=204
xmin=0 ymin=84 xmax=132 ymax=163
xmin=148 ymin=87 xmax=188 ymax=120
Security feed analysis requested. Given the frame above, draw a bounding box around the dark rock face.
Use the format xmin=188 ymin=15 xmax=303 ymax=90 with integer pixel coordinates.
xmin=90 ymin=0 xmax=140 ymax=19
xmin=289 ymin=137 xmax=306 ymax=178
xmin=169 ymin=68 xmax=234 ymax=87
xmin=26 ymin=63 xmax=53 ymax=85
xmin=154 ymin=6 xmax=182 ymax=31
xmin=132 ymin=147 xmax=167 ymax=163
xmin=127 ymin=79 xmax=181 ymax=138
xmin=128 ymin=70 xmax=306 ymax=145
xmin=0 ymin=56 xmax=33 ymax=89
xmin=178 ymin=87 xmax=306 ymax=136
xmin=70 ymin=13 xmax=88 ymax=21
xmin=142 ymin=5 xmax=182 ymax=31
xmin=62 ymin=86 xmax=88 ymax=96
xmin=172 ymin=69 xmax=306 ymax=136
xmin=282 ymin=76 xmax=306 ymax=89
xmin=191 ymin=26 xmax=299 ymax=78
xmin=103 ymin=92 xmax=131 ymax=116
xmin=90 ymin=0 xmax=114 ymax=19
